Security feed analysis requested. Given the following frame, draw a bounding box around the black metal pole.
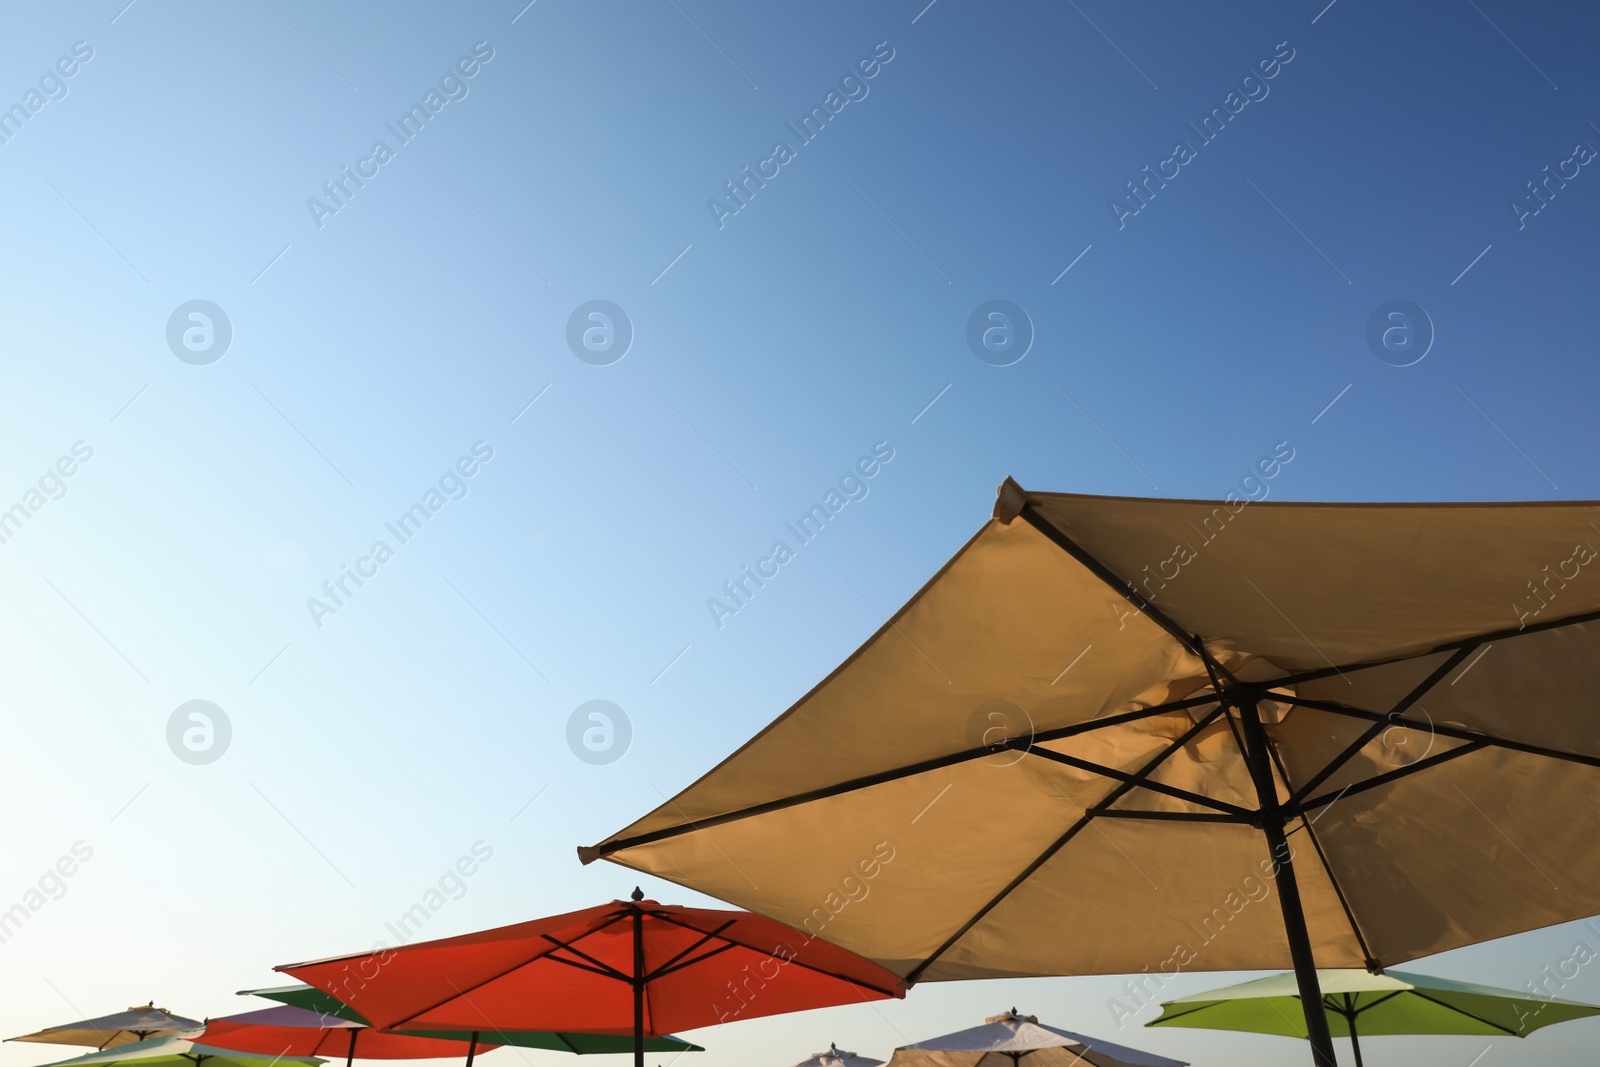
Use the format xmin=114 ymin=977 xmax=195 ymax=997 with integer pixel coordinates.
xmin=632 ymin=888 xmax=646 ymax=1067
xmin=1346 ymin=1011 xmax=1363 ymax=1067
xmin=345 ymin=1029 xmax=358 ymax=1067
xmin=1238 ymin=694 xmax=1339 ymax=1067
xmin=464 ymin=1031 xmax=480 ymax=1067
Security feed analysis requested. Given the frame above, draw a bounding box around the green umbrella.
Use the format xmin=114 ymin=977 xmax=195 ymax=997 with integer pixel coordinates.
xmin=27 ymin=1032 xmax=324 ymax=1067
xmin=1147 ymin=968 xmax=1600 ymax=1066
xmin=236 ymin=986 xmax=704 ymax=1055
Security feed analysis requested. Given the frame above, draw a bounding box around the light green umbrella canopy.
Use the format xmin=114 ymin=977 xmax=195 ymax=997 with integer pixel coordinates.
xmin=27 ymin=1032 xmax=324 ymax=1067
xmin=1148 ymin=969 xmax=1600 ymax=1065
xmin=236 ymin=986 xmax=704 ymax=1054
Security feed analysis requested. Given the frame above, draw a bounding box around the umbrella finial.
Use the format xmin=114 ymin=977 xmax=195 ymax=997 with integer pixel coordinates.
xmin=631 ymin=886 xmax=644 ymax=901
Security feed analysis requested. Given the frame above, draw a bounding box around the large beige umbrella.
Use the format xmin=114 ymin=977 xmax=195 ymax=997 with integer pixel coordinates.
xmin=583 ymin=481 xmax=1600 ymax=1066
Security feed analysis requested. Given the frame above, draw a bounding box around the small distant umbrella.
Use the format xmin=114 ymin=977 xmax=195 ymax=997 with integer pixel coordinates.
xmin=887 ymin=1010 xmax=1186 ymax=1067
xmin=789 ymin=1043 xmax=883 ymax=1067
xmin=1147 ymin=968 xmax=1600 ymax=1067
xmin=235 ymin=985 xmax=705 ymax=1056
xmin=10 ymin=1007 xmax=203 ymax=1050
xmin=25 ymin=1032 xmax=323 ymax=1067
xmin=201 ymin=1006 xmax=499 ymax=1066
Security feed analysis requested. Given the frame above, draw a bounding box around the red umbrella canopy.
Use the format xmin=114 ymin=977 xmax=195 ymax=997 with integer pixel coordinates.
xmin=277 ymin=893 xmax=905 ymax=1038
xmin=201 ymin=1006 xmax=498 ymax=1059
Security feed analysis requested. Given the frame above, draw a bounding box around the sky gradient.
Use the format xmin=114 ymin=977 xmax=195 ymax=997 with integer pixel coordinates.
xmin=2 ymin=2 xmax=1599 ymax=1066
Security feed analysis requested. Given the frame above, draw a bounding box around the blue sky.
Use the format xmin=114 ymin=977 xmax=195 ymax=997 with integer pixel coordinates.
xmin=2 ymin=1 xmax=1599 ymax=1065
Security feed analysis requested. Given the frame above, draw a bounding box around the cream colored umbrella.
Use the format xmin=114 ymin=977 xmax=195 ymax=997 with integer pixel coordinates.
xmin=584 ymin=481 xmax=1600 ymax=1067
xmin=10 ymin=1008 xmax=203 ymax=1051
xmin=888 ymin=1010 xmax=1184 ymax=1067
xmin=789 ymin=1044 xmax=883 ymax=1067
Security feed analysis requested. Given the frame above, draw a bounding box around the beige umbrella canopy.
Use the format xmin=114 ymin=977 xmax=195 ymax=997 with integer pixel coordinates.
xmin=10 ymin=1008 xmax=204 ymax=1051
xmin=583 ymin=481 xmax=1600 ymax=1066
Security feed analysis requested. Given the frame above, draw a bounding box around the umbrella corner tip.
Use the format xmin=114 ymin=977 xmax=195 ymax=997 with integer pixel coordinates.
xmin=575 ymin=844 xmax=601 ymax=865
xmin=993 ymin=477 xmax=1027 ymax=523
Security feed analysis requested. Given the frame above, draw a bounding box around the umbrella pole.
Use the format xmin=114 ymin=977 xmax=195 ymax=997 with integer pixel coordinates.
xmin=633 ymin=890 xmax=646 ymax=1067
xmin=346 ymin=1028 xmax=358 ymax=1067
xmin=1347 ymin=1014 xmax=1363 ymax=1067
xmin=464 ymin=1031 xmax=480 ymax=1067
xmin=1238 ymin=695 xmax=1339 ymax=1067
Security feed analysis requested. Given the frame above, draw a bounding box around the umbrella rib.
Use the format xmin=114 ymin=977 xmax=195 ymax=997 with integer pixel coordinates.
xmin=1285 ymin=696 xmax=1600 ymax=770
xmin=902 ymin=705 xmax=1229 ymax=985
xmin=1092 ymin=808 xmax=1241 ymax=822
xmin=1025 ymin=748 xmax=1256 ymax=818
xmin=645 ymin=942 xmax=739 ymax=981
xmin=585 ymin=695 xmax=1220 ymax=858
xmin=378 ymin=915 xmax=631 ymax=1029
xmin=639 ymin=917 xmax=739 ymax=980
xmin=1287 ymin=800 xmax=1377 ymax=968
xmin=1403 ymin=991 xmax=1521 ymax=1035
xmin=1349 ymin=990 xmax=1406 ymax=1016
xmin=1263 ymin=604 xmax=1600 ymax=690
xmin=1017 ymin=505 xmax=1217 ymax=667
xmin=1296 ymin=740 xmax=1489 ymax=813
xmin=651 ymin=912 xmax=905 ymax=996
xmin=1286 ymin=643 xmax=1481 ymax=807
xmin=538 ymin=938 xmax=633 ymax=983
xmin=1146 ymin=1003 xmax=1226 ymax=1026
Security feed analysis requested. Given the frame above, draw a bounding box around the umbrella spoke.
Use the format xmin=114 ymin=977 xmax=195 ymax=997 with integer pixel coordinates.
xmin=538 ymin=935 xmax=633 ymax=983
xmin=902 ymin=706 xmax=1229 ymax=985
xmin=1402 ymin=991 xmax=1520 ymax=1035
xmin=1016 ymin=504 xmax=1216 ymax=669
xmin=1283 ymin=696 xmax=1600 ymax=770
xmin=1288 ymin=809 xmax=1379 ymax=970
xmin=1287 ymin=643 xmax=1483 ymax=807
xmin=1026 ymin=748 xmax=1255 ymax=818
xmin=1090 ymin=808 xmax=1243 ymax=822
xmin=585 ymin=696 xmax=1223 ymax=859
xmin=1261 ymin=604 xmax=1600 ymax=691
xmin=644 ymin=942 xmax=739 ymax=982
xmin=1294 ymin=741 xmax=1490 ymax=815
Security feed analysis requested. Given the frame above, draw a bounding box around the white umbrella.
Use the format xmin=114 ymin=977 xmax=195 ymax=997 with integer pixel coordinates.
xmin=790 ymin=1044 xmax=884 ymax=1067
xmin=887 ymin=1010 xmax=1186 ymax=1067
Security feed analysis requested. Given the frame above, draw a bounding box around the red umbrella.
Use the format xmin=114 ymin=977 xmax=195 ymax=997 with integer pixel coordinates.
xmin=277 ymin=890 xmax=905 ymax=1067
xmin=200 ymin=1006 xmax=499 ymax=1066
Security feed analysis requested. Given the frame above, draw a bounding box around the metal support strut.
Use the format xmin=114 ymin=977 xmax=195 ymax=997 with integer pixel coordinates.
xmin=1237 ymin=692 xmax=1339 ymax=1067
xmin=632 ymin=888 xmax=646 ymax=1067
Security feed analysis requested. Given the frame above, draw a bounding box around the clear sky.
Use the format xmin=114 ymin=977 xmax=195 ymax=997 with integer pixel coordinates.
xmin=2 ymin=1 xmax=1599 ymax=1066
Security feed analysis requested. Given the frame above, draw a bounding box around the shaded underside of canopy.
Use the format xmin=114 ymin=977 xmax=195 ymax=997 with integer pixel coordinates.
xmin=584 ymin=486 xmax=1600 ymax=983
